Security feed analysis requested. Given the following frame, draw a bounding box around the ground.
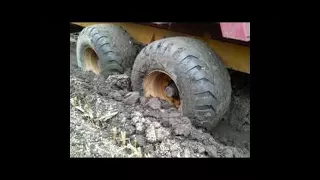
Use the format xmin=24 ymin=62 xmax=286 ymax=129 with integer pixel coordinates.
xmin=70 ymin=32 xmax=250 ymax=158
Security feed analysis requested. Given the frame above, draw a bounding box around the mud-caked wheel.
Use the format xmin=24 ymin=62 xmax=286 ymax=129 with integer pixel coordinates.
xmin=76 ymin=24 xmax=139 ymax=77
xmin=131 ymin=37 xmax=232 ymax=130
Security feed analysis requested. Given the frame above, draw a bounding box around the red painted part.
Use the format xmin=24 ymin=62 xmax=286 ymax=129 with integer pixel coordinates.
xmin=220 ymin=23 xmax=250 ymax=42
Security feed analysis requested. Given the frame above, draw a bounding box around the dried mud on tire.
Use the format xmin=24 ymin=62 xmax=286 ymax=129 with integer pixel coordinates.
xmin=70 ymin=33 xmax=250 ymax=158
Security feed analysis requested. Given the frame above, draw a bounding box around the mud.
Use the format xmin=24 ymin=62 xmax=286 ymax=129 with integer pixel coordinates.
xmin=70 ymin=33 xmax=250 ymax=158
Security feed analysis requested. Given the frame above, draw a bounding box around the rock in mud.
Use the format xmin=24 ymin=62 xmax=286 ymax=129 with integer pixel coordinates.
xmin=124 ymin=125 xmax=135 ymax=136
xmin=167 ymin=141 xmax=182 ymax=157
xmin=146 ymin=98 xmax=161 ymax=110
xmin=135 ymin=122 xmax=145 ymax=134
xmin=190 ymin=129 xmax=206 ymax=141
xmin=161 ymin=118 xmax=170 ymax=127
xmin=139 ymin=96 xmax=147 ymax=106
xmin=170 ymin=143 xmax=179 ymax=152
xmin=145 ymin=117 xmax=157 ymax=123
xmin=84 ymin=94 xmax=96 ymax=104
xmin=143 ymin=144 xmax=154 ymax=154
xmin=183 ymin=148 xmax=191 ymax=157
xmin=118 ymin=90 xmax=127 ymax=96
xmin=124 ymin=92 xmax=140 ymax=105
xmin=171 ymin=151 xmax=180 ymax=157
xmin=143 ymin=110 xmax=161 ymax=119
xmin=199 ymin=133 xmax=216 ymax=146
xmin=131 ymin=112 xmax=142 ymax=123
xmin=160 ymin=99 xmax=173 ymax=109
xmin=124 ymin=92 xmax=132 ymax=98
xmin=135 ymin=135 xmax=146 ymax=147
xmin=156 ymin=142 xmax=171 ymax=157
xmin=205 ymin=146 xmax=218 ymax=157
xmin=173 ymin=124 xmax=192 ymax=137
xmin=156 ymin=127 xmax=170 ymax=141
xmin=230 ymin=147 xmax=243 ymax=157
xmin=111 ymin=140 xmax=117 ymax=145
xmin=224 ymin=148 xmax=234 ymax=158
xmin=146 ymin=125 xmax=157 ymax=143
xmin=143 ymin=118 xmax=151 ymax=125
xmin=110 ymin=91 xmax=123 ymax=101
xmin=106 ymin=74 xmax=131 ymax=90
xmin=92 ymin=76 xmax=106 ymax=87
xmin=146 ymin=124 xmax=170 ymax=143
xmin=168 ymin=112 xmax=181 ymax=118
xmin=168 ymin=118 xmax=181 ymax=127
xmin=197 ymin=146 xmax=206 ymax=154
xmin=151 ymin=122 xmax=161 ymax=128
xmin=180 ymin=117 xmax=191 ymax=124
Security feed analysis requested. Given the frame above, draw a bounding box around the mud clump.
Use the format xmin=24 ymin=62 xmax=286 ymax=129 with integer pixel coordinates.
xmin=124 ymin=92 xmax=140 ymax=105
xmin=146 ymin=98 xmax=161 ymax=110
xmin=106 ymin=74 xmax=131 ymax=90
xmin=205 ymin=146 xmax=218 ymax=157
xmin=135 ymin=135 xmax=147 ymax=146
xmin=110 ymin=91 xmax=123 ymax=101
xmin=139 ymin=97 xmax=147 ymax=106
xmin=146 ymin=122 xmax=171 ymax=143
xmin=173 ymin=123 xmax=192 ymax=137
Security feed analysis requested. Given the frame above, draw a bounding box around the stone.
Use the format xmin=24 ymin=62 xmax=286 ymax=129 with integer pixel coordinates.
xmin=146 ymin=98 xmax=161 ymax=110
xmin=197 ymin=146 xmax=206 ymax=154
xmin=139 ymin=96 xmax=147 ymax=106
xmin=124 ymin=92 xmax=140 ymax=105
xmin=205 ymin=146 xmax=218 ymax=157
xmin=135 ymin=122 xmax=145 ymax=134
xmin=143 ymin=144 xmax=154 ymax=154
xmin=110 ymin=91 xmax=122 ymax=101
xmin=106 ymin=74 xmax=131 ymax=90
xmin=156 ymin=127 xmax=170 ymax=142
xmin=173 ymin=124 xmax=192 ymax=137
xmin=135 ymin=135 xmax=146 ymax=147
xmin=146 ymin=125 xmax=170 ymax=143
xmin=225 ymin=149 xmax=234 ymax=158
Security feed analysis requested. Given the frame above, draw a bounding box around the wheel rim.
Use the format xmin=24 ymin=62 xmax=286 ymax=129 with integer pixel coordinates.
xmin=143 ymin=70 xmax=180 ymax=108
xmin=84 ymin=47 xmax=101 ymax=74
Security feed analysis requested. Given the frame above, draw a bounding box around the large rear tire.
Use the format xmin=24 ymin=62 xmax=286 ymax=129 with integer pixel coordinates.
xmin=131 ymin=37 xmax=232 ymax=130
xmin=76 ymin=24 xmax=139 ymax=77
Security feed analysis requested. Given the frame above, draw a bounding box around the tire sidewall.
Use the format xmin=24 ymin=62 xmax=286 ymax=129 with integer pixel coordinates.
xmin=76 ymin=35 xmax=103 ymax=71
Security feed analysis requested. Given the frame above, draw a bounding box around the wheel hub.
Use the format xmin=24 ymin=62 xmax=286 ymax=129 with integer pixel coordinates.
xmin=143 ymin=70 xmax=180 ymax=108
xmin=84 ymin=47 xmax=101 ymax=74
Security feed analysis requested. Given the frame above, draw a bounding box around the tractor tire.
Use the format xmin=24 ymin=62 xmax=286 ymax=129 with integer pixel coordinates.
xmin=131 ymin=37 xmax=232 ymax=130
xmin=76 ymin=24 xmax=139 ymax=77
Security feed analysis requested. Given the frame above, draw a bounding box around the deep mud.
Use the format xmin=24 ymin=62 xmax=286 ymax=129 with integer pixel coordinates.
xmin=70 ymin=33 xmax=250 ymax=158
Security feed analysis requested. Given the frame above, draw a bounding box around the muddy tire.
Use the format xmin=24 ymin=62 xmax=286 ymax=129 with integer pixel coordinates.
xmin=76 ymin=24 xmax=138 ymax=77
xmin=131 ymin=37 xmax=232 ymax=130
